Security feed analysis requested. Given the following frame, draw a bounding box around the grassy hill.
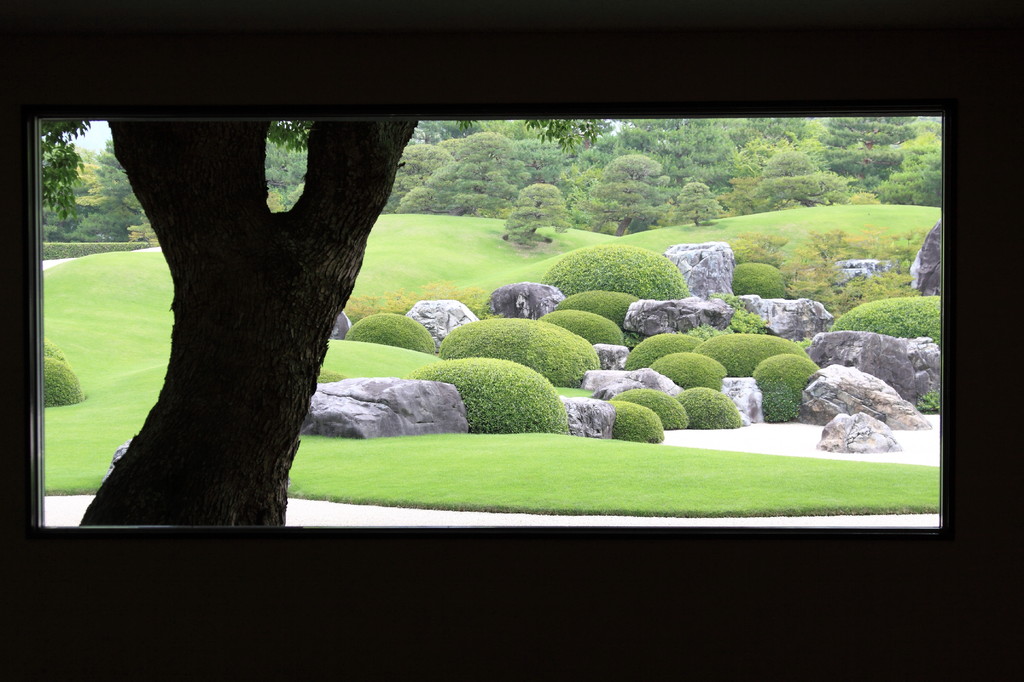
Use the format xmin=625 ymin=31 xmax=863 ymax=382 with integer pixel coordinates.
xmin=353 ymin=205 xmax=940 ymax=298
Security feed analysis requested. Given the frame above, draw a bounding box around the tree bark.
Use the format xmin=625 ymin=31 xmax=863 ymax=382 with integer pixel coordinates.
xmin=81 ymin=120 xmax=416 ymax=526
xmin=614 ymin=218 xmax=632 ymax=237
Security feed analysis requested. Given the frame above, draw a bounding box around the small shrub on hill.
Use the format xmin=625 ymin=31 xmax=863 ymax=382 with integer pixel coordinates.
xmin=831 ymin=296 xmax=941 ymax=345
xmin=608 ymin=400 xmax=665 ymax=443
xmin=541 ymin=244 xmax=689 ymax=300
xmin=916 ymin=391 xmax=941 ymax=415
xmin=555 ymin=290 xmax=639 ymax=328
xmin=317 ymin=369 xmax=348 ymax=383
xmin=624 ymin=333 xmax=702 ymax=371
xmin=44 ymin=356 xmax=84 ymax=407
xmin=43 ymin=338 xmax=67 ymax=363
xmin=613 ymin=389 xmax=689 ymax=430
xmin=710 ymin=293 xmax=769 ymax=335
xmin=694 ymin=333 xmax=810 ymax=377
xmin=439 ymin=318 xmax=600 ymax=387
xmin=345 ymin=281 xmax=493 ymax=323
xmin=650 ymin=352 xmax=728 ymax=391
xmin=346 ymin=313 xmax=436 ymax=354
xmin=407 ymin=358 xmax=569 ymax=435
xmin=539 ymin=309 xmax=624 ymax=345
xmin=677 ymin=387 xmax=743 ymax=430
xmin=753 ymin=354 xmax=820 ymax=422
xmin=732 ymin=262 xmax=787 ymax=299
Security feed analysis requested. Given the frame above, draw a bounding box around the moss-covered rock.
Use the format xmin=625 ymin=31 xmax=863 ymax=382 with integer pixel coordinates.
xmin=539 ymin=309 xmax=625 ymax=346
xmin=609 ymin=400 xmax=665 ymax=443
xmin=649 ymin=352 xmax=728 ymax=391
xmin=406 ymin=358 xmax=569 ymax=435
xmin=694 ymin=333 xmax=810 ymax=377
xmin=346 ymin=313 xmax=437 ymax=354
xmin=541 ymin=244 xmax=689 ymax=300
xmin=439 ymin=317 xmax=600 ymax=387
xmin=676 ymin=387 xmax=743 ymax=430
xmin=613 ymin=388 xmax=689 ymax=430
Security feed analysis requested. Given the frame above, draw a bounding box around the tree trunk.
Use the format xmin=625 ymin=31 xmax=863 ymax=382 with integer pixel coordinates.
xmin=81 ymin=120 xmax=416 ymax=526
xmin=614 ymin=218 xmax=632 ymax=237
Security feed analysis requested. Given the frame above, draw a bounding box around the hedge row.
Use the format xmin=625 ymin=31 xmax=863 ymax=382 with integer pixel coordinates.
xmin=43 ymin=242 xmax=151 ymax=260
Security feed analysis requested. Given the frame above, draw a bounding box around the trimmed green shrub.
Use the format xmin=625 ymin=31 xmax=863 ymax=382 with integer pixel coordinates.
xmin=676 ymin=387 xmax=742 ymax=430
xmin=624 ymin=333 xmax=701 ymax=371
xmin=539 ymin=309 xmax=624 ymax=345
xmin=613 ymin=388 xmax=689 ymax=430
xmin=555 ymin=290 xmax=639 ymax=327
xmin=541 ymin=244 xmax=689 ymax=300
xmin=43 ymin=242 xmax=149 ymax=259
xmin=694 ymin=333 xmax=810 ymax=377
xmin=406 ymin=358 xmax=569 ymax=435
xmin=711 ymin=293 xmax=769 ymax=335
xmin=44 ymin=356 xmax=84 ymax=407
xmin=753 ymin=354 xmax=820 ymax=422
xmin=650 ymin=352 xmax=728 ymax=391
xmin=317 ymin=369 xmax=348 ymax=383
xmin=831 ymin=296 xmax=941 ymax=346
xmin=43 ymin=338 xmax=67 ymax=363
xmin=685 ymin=325 xmax=732 ymax=342
xmin=916 ymin=390 xmax=941 ymax=415
xmin=732 ymin=262 xmax=786 ymax=299
xmin=439 ymin=318 xmax=600 ymax=387
xmin=346 ymin=313 xmax=436 ymax=354
xmin=608 ymin=400 xmax=665 ymax=443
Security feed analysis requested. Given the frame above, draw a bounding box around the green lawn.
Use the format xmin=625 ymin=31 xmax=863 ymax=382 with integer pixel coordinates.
xmin=41 ymin=210 xmax=941 ymax=517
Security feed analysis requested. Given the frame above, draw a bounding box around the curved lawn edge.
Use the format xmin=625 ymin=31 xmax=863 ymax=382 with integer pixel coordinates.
xmin=289 ymin=432 xmax=939 ymax=518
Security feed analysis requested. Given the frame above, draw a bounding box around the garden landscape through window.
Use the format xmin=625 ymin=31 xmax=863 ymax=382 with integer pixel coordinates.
xmin=29 ymin=104 xmax=951 ymax=534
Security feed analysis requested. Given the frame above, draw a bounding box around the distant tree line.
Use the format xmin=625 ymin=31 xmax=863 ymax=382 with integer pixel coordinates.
xmin=43 ymin=116 xmax=941 ymax=244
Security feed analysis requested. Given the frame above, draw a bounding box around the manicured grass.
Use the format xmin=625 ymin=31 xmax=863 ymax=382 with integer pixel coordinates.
xmin=289 ymin=433 xmax=940 ymax=518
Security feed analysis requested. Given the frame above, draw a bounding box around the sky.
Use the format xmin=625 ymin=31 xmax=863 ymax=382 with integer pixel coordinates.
xmin=73 ymin=120 xmax=112 ymax=152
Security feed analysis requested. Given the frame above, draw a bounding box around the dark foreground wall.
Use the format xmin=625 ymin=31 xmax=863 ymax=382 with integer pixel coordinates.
xmin=2 ymin=30 xmax=1021 ymax=679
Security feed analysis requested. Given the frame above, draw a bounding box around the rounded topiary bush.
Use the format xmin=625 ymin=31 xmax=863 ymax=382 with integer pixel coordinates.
xmin=694 ymin=333 xmax=810 ymax=377
xmin=831 ymin=296 xmax=941 ymax=345
xmin=752 ymin=354 xmax=820 ymax=423
xmin=608 ymin=400 xmax=665 ymax=443
xmin=555 ymin=290 xmax=639 ymax=328
xmin=676 ymin=387 xmax=742 ymax=430
xmin=613 ymin=388 xmax=689 ymax=430
xmin=649 ymin=352 xmax=728 ymax=391
xmin=439 ymin=318 xmax=599 ymax=387
xmin=624 ymin=333 xmax=702 ymax=371
xmin=539 ymin=309 xmax=624 ymax=345
xmin=44 ymin=356 xmax=84 ymax=407
xmin=541 ymin=244 xmax=689 ymax=300
xmin=346 ymin=313 xmax=436 ymax=354
xmin=44 ymin=338 xmax=67 ymax=363
xmin=317 ymin=369 xmax=348 ymax=383
xmin=732 ymin=262 xmax=787 ymax=299
xmin=406 ymin=358 xmax=569 ymax=435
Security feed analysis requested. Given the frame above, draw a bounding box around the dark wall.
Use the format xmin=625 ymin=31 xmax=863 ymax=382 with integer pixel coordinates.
xmin=2 ymin=30 xmax=1021 ymax=679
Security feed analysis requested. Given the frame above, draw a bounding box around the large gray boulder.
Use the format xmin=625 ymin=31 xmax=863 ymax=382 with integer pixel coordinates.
xmin=805 ymin=331 xmax=940 ymax=403
xmin=329 ymin=311 xmax=351 ymax=340
xmin=406 ymin=299 xmax=478 ymax=351
xmin=722 ymin=377 xmax=763 ymax=426
xmin=737 ymin=295 xmax=834 ymax=341
xmin=817 ymin=413 xmax=903 ymax=454
xmin=911 ymin=219 xmax=942 ymax=296
xmin=560 ymin=396 xmax=616 ymax=439
xmin=581 ymin=368 xmax=682 ymax=397
xmin=799 ymin=365 xmax=932 ymax=430
xmin=622 ymin=297 xmax=733 ymax=338
xmin=301 ymin=377 xmax=468 ymax=438
xmin=488 ymin=282 xmax=564 ymax=319
xmin=593 ymin=343 xmax=630 ymax=370
xmin=835 ymin=259 xmax=894 ymax=282
xmin=103 ymin=438 xmax=133 ymax=483
xmin=663 ymin=242 xmax=735 ymax=298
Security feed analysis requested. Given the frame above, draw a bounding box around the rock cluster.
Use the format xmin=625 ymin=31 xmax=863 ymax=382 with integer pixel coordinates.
xmin=329 ymin=311 xmax=351 ymax=340
xmin=406 ymin=299 xmax=478 ymax=351
xmin=561 ymin=396 xmax=617 ymax=438
xmin=737 ymin=295 xmax=834 ymax=341
xmin=662 ymin=242 xmax=735 ymax=298
xmin=622 ymin=297 xmax=733 ymax=338
xmin=799 ymin=365 xmax=932 ymax=430
xmin=581 ymin=368 xmax=682 ymax=399
xmin=835 ymin=259 xmax=894 ymax=282
xmin=593 ymin=343 xmax=630 ymax=370
xmin=911 ymin=220 xmax=941 ymax=296
xmin=817 ymin=413 xmax=903 ymax=453
xmin=722 ymin=377 xmax=764 ymax=426
xmin=806 ymin=331 xmax=940 ymax=403
xmin=301 ymin=377 xmax=468 ymax=438
xmin=488 ymin=282 xmax=565 ymax=319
